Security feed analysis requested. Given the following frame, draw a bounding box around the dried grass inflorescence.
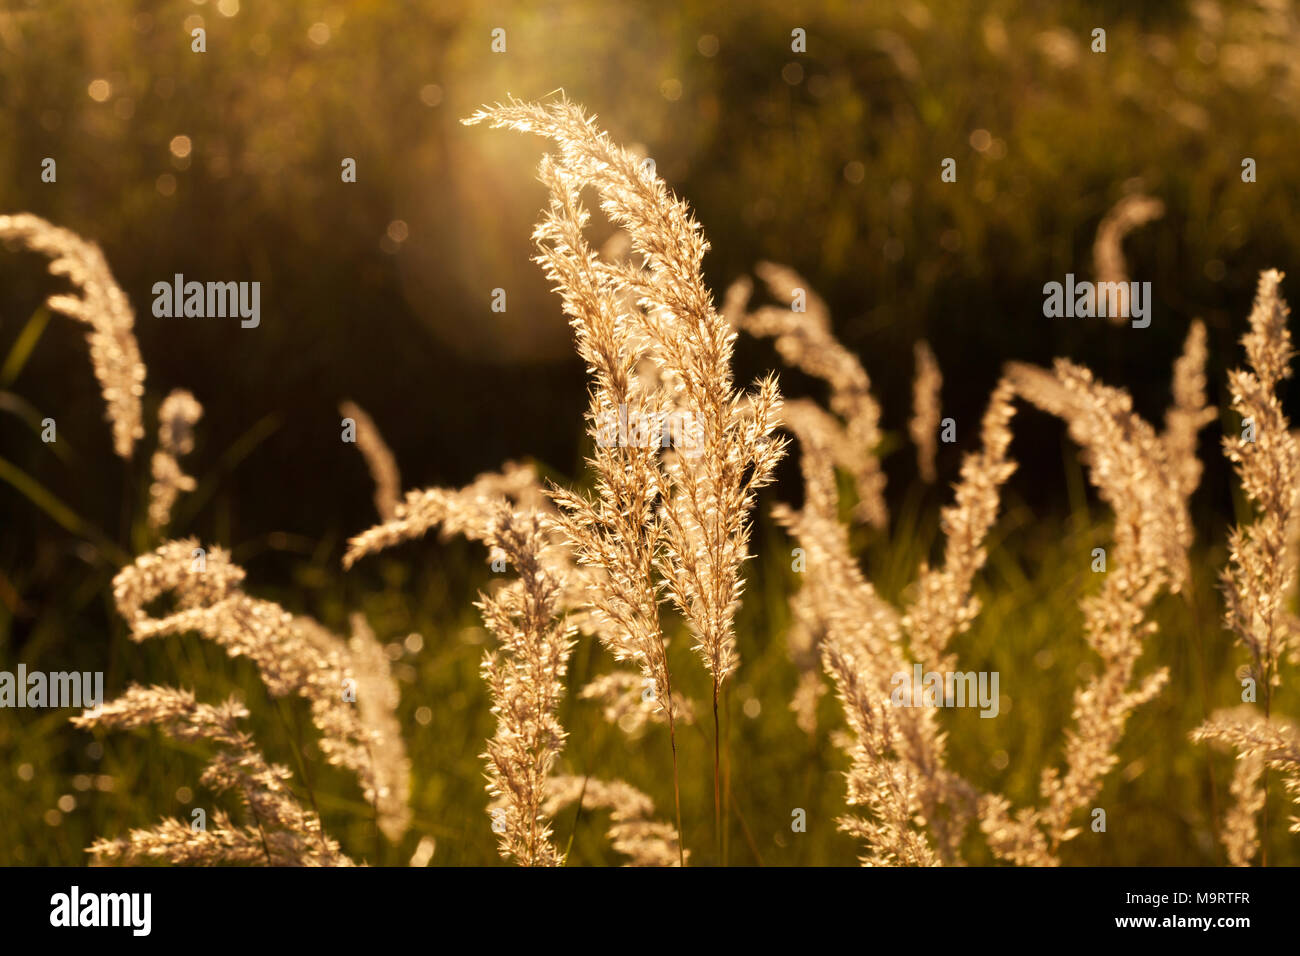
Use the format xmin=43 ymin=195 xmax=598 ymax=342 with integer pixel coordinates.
xmin=1164 ymin=320 xmax=1217 ymax=501
xmin=469 ymin=100 xmax=786 ymax=691
xmin=1193 ymin=270 xmax=1300 ymax=866
xmin=730 ymin=262 xmax=886 ymax=528
xmin=733 ymin=260 xmax=1023 ymax=862
xmin=910 ymin=340 xmax=942 ymax=483
xmin=339 ymin=400 xmax=401 ymax=519
xmin=521 ymin=148 xmax=682 ymax=747
xmin=577 ymin=671 xmax=695 ymax=738
xmin=754 ymin=283 xmax=1017 ymax=861
xmin=984 ymin=357 xmax=1202 ymax=863
xmin=543 ymin=775 xmax=688 ymax=866
xmin=1216 ymin=271 xmax=1300 ymax=685
xmin=749 ymin=260 xmax=1215 ymax=866
xmin=111 ymin=539 xmax=411 ymax=846
xmin=814 ymin=383 xmax=1016 ymax=865
xmin=148 ymin=389 xmax=203 ymax=529
xmin=352 ymin=99 xmax=793 ymax=864
xmin=461 ymin=96 xmax=787 ymax=857
xmin=346 ymin=612 xmax=414 ymax=841
xmin=1193 ymin=708 xmax=1300 ymax=862
xmin=343 ymin=461 xmax=544 ymax=568
xmin=0 ymin=213 xmax=146 ymax=457
xmin=478 ymin=508 xmax=576 ymax=866
xmin=343 ymin=459 xmax=587 ymax=863
xmin=73 ymin=685 xmax=353 ymax=865
xmin=733 ymin=259 xmax=1016 ymax=861
xmin=1092 ymin=192 xmax=1165 ymax=325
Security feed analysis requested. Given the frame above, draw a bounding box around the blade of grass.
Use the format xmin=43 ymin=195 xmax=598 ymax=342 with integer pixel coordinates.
xmin=0 ymin=306 xmax=51 ymax=386
xmin=0 ymin=390 xmax=77 ymax=463
xmin=0 ymin=453 xmax=128 ymax=564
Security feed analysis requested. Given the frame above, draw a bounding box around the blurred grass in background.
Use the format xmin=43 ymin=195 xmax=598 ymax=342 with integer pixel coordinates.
xmin=1 ymin=0 xmax=1298 ymax=864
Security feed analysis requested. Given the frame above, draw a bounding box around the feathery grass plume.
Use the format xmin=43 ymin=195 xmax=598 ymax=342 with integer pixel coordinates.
xmin=1162 ymin=320 xmax=1217 ymax=505
xmin=114 ymin=537 xmax=247 ymax=618
xmin=1223 ymin=749 xmax=1268 ymax=867
xmin=73 ymin=684 xmax=353 ymax=865
xmin=157 ymin=388 xmax=202 ymax=457
xmin=347 ymin=613 xmax=412 ymax=841
xmin=774 ymin=382 xmax=1019 ymax=864
xmin=1192 ymin=270 xmax=1299 ymax=865
xmin=982 ymin=359 xmax=1188 ymax=861
xmin=878 ymin=381 xmax=1018 ymax=862
xmin=342 ymin=461 xmax=543 ymax=568
xmin=343 ymin=464 xmax=607 ymax=861
xmin=828 ymin=691 xmax=941 ymax=866
xmin=478 ymin=506 xmax=576 ymax=866
xmin=775 ymin=312 xmax=1194 ymax=863
xmin=789 ymin=664 xmax=828 ymax=736
xmin=113 ymin=539 xmax=410 ymax=842
xmin=1218 ymin=270 xmax=1300 ymax=687
xmin=910 ymin=340 xmax=942 ymax=483
xmin=731 ymin=262 xmax=887 ymax=528
xmin=0 ymin=213 xmax=146 ymax=456
xmin=1008 ymin=359 xmax=1192 ymax=590
xmin=857 ymin=377 xmax=1019 ymax=863
xmin=775 ymin=398 xmax=861 ymax=736
xmin=339 ymin=400 xmax=401 ymax=519
xmin=981 ymin=338 xmax=1209 ymax=866
xmin=885 ymin=383 xmax=1019 ymax=864
xmin=148 ymin=389 xmax=203 ymax=529
xmin=1193 ymin=708 xmax=1300 ymax=854
xmin=773 ymin=409 xmax=921 ymax=860
xmin=520 ymin=146 xmax=692 ymax=854
xmin=524 ymin=150 xmax=679 ymax=734
xmin=340 ymin=456 xmax=616 ymax=650
xmin=543 ymin=775 xmax=688 ymax=866
xmin=466 ymin=96 xmax=787 ymax=851
xmin=779 ymin=400 xmax=857 ymax=522
xmin=1092 ymin=192 xmax=1165 ymax=325
xmin=788 ymin=352 xmax=1188 ymax=864
xmin=409 ymin=835 xmax=437 ymax=867
xmin=465 ymin=96 xmax=787 ymax=681
xmin=577 ymin=671 xmax=696 ymax=738
xmin=904 ymin=379 xmax=1018 ymax=677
